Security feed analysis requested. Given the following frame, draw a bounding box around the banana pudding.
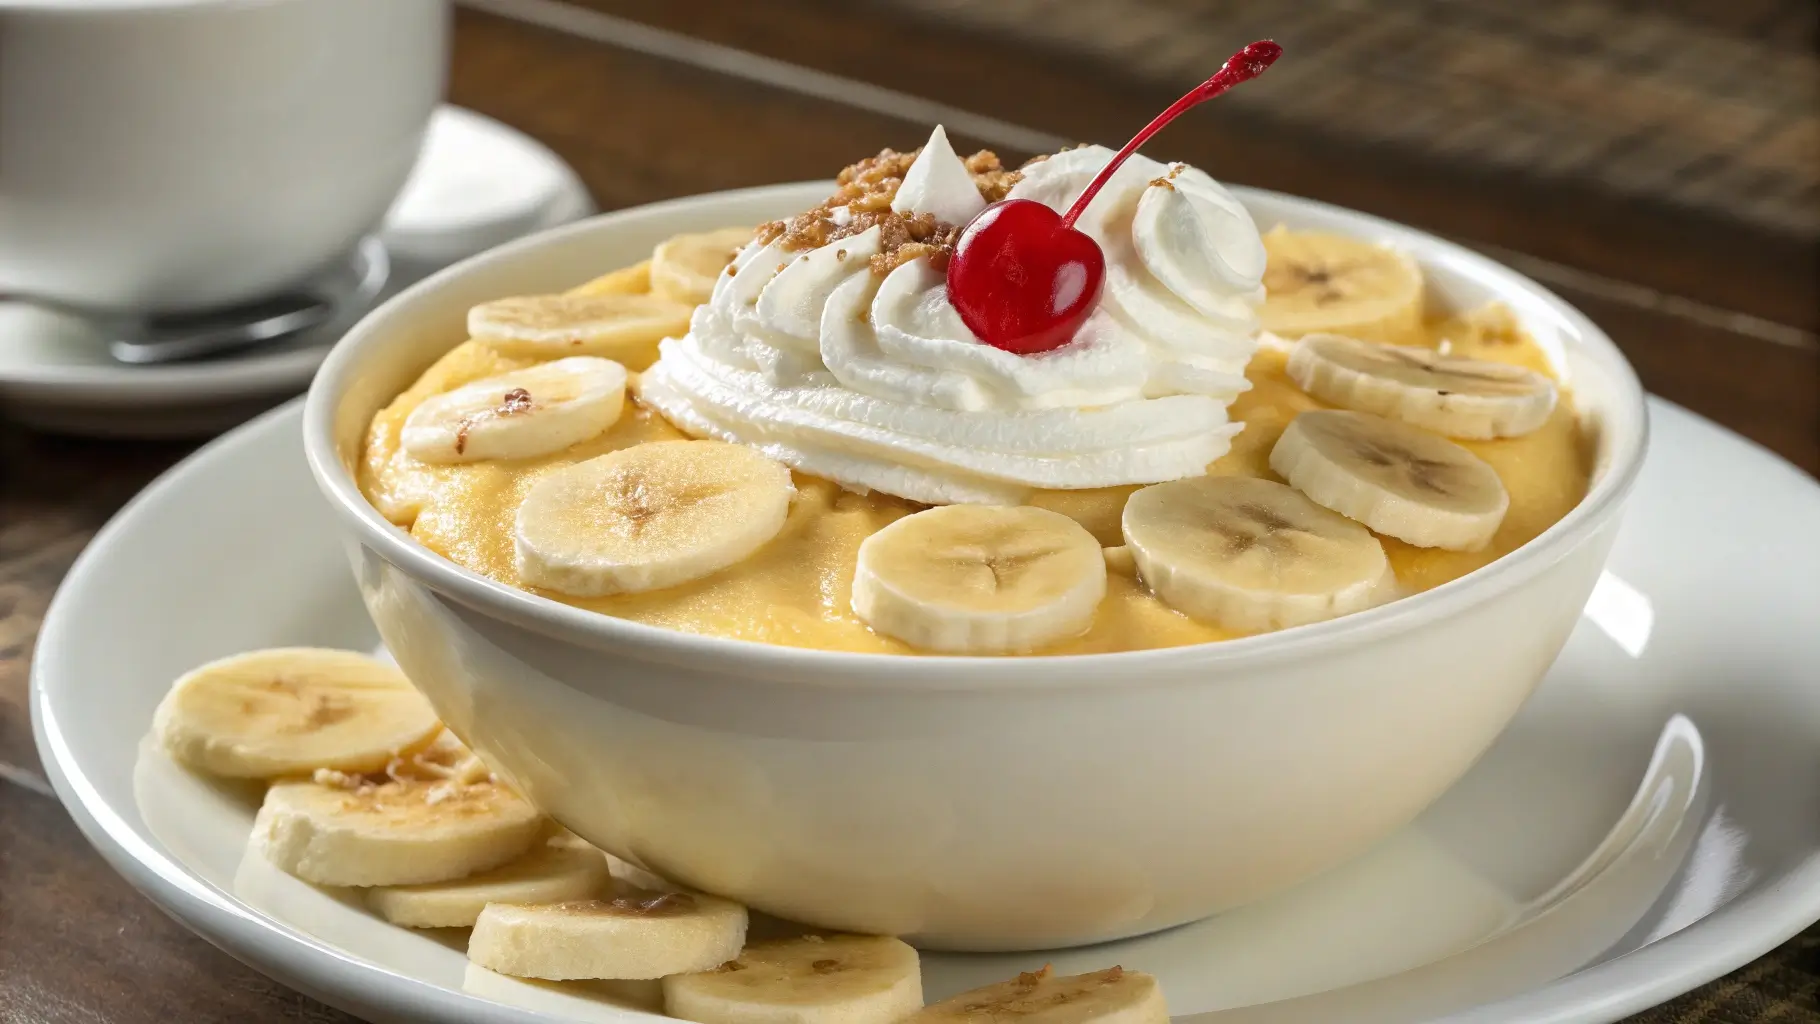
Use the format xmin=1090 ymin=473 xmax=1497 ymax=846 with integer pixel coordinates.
xmin=360 ymin=130 xmax=1589 ymax=656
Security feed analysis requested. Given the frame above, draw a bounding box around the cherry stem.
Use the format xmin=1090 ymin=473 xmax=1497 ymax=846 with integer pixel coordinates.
xmin=1059 ymin=40 xmax=1283 ymax=229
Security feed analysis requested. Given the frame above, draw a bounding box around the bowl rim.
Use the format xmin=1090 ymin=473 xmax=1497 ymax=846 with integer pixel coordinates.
xmin=303 ymin=180 xmax=1650 ymax=688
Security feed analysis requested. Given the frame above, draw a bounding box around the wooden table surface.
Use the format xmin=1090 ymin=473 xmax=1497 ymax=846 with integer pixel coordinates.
xmin=2 ymin=2 xmax=1816 ymax=1021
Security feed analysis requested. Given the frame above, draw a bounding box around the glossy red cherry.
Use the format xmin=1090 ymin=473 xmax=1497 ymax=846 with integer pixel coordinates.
xmin=947 ymin=40 xmax=1283 ymax=355
xmin=946 ymin=198 xmax=1105 ymax=355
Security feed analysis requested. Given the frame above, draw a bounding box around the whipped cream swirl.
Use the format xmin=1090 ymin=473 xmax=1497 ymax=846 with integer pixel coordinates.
xmin=637 ymin=126 xmax=1267 ymax=504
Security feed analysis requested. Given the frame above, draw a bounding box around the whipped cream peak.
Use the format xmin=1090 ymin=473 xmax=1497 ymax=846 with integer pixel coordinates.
xmin=1010 ymin=146 xmax=1265 ymax=325
xmin=636 ymin=130 xmax=1265 ymax=505
xmin=890 ymin=124 xmax=987 ymax=227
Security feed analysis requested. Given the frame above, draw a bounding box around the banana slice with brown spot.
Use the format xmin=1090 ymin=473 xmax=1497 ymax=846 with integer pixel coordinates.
xmin=401 ymin=356 xmax=627 ymax=464
xmin=367 ymin=836 xmax=612 ymax=928
xmin=252 ymin=733 xmax=544 ymax=887
xmin=1260 ymin=227 xmax=1424 ymax=344
xmin=467 ymin=883 xmax=748 ymax=981
xmin=153 ymin=648 xmax=442 ymax=779
xmin=514 ymin=440 xmax=795 ymax=597
xmin=851 ymin=504 xmax=1106 ymax=654
xmin=1270 ymin=409 xmax=1509 ymax=551
xmin=906 ymin=965 xmax=1166 ymax=1024
xmin=664 ymin=935 xmax=923 ymax=1024
xmin=469 ymin=293 xmax=692 ymax=369
xmin=1287 ymin=333 xmax=1556 ymax=439
xmin=1122 ymin=476 xmax=1394 ymax=633
xmin=651 ymin=227 xmax=757 ymax=305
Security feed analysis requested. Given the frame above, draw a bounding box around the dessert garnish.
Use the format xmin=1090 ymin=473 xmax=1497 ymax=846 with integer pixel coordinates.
xmin=363 ymin=178 xmax=1591 ymax=649
xmin=1284 ymin=333 xmax=1557 ymax=439
xmin=1120 ymin=476 xmax=1393 ymax=633
xmin=946 ymin=40 xmax=1282 ymax=355
xmin=1269 ymin=408 xmax=1510 ymax=551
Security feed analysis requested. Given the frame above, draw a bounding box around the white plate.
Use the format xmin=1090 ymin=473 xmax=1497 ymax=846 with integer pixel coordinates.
xmin=0 ymin=107 xmax=592 ymax=438
xmin=31 ymin=398 xmax=1820 ymax=1023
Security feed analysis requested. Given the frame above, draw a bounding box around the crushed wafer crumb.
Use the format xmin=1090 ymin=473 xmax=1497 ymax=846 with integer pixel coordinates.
xmin=754 ymin=145 xmax=1022 ymax=275
xmin=452 ymin=755 xmax=493 ymax=786
xmin=313 ymin=735 xmax=498 ymax=796
xmin=312 ymin=768 xmax=360 ymax=790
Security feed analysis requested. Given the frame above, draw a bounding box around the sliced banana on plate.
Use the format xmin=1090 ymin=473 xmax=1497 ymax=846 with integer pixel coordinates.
xmin=1270 ymin=409 xmax=1509 ymax=551
xmin=548 ymin=828 xmax=681 ymax=892
xmin=514 ymin=440 xmax=795 ymax=597
xmin=367 ymin=836 xmax=612 ymax=928
xmin=1122 ymin=476 xmax=1393 ymax=633
xmin=252 ymin=740 xmax=544 ymax=887
xmin=468 ymin=883 xmax=748 ymax=981
xmin=908 ymin=965 xmax=1166 ymax=1024
xmin=664 ymin=934 xmax=923 ymax=1024
xmin=1287 ymin=333 xmax=1556 ymax=439
xmin=651 ymin=227 xmax=757 ymax=305
xmin=400 ymin=356 xmax=628 ymax=464
xmin=1260 ymin=227 xmax=1424 ymax=343
xmin=567 ymin=259 xmax=653 ymax=298
xmin=469 ymin=293 xmax=693 ymax=368
xmin=153 ymin=647 xmax=442 ymax=779
xmin=851 ymin=504 xmax=1106 ymax=654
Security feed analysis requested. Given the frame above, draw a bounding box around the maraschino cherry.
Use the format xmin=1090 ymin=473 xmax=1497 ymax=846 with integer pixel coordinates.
xmin=947 ymin=40 xmax=1282 ymax=355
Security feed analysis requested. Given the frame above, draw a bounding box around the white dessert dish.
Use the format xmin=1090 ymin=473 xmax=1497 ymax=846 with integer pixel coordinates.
xmin=301 ymin=183 xmax=1648 ymax=949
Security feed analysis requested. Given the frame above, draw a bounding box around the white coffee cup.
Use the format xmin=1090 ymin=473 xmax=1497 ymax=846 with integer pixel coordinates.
xmin=0 ymin=0 xmax=449 ymax=313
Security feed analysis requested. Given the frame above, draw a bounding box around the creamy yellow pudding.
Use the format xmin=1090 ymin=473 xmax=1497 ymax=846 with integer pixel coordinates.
xmin=361 ymin=214 xmax=1588 ymax=655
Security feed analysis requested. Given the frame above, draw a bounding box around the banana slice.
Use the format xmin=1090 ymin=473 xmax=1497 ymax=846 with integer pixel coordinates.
xmin=1260 ymin=227 xmax=1424 ymax=343
xmin=401 ymin=356 xmax=628 ymax=464
xmin=851 ymin=504 xmax=1106 ymax=654
xmin=469 ymin=293 xmax=693 ymax=369
xmin=1287 ymin=333 xmax=1556 ymax=439
xmin=252 ymin=744 xmax=544 ymax=887
xmin=568 ymin=259 xmax=653 ymax=298
xmin=1122 ymin=476 xmax=1393 ymax=633
xmin=543 ymin=826 xmax=681 ymax=892
xmin=1270 ymin=409 xmax=1509 ymax=551
xmin=367 ymin=837 xmax=612 ymax=928
xmin=468 ymin=883 xmax=748 ymax=981
xmin=907 ymin=966 xmax=1166 ymax=1024
xmin=153 ymin=648 xmax=441 ymax=779
xmin=515 ymin=440 xmax=794 ymax=597
xmin=664 ymin=935 xmax=923 ymax=1024
xmin=651 ymin=227 xmax=757 ymax=305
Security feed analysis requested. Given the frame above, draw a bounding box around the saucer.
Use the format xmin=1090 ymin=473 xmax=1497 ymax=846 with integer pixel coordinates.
xmin=32 ymin=398 xmax=1820 ymax=1022
xmin=0 ymin=106 xmax=592 ymax=439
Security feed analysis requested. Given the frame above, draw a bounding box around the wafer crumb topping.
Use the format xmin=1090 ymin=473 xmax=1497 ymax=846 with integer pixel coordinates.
xmin=756 ymin=146 xmax=1025 ymax=275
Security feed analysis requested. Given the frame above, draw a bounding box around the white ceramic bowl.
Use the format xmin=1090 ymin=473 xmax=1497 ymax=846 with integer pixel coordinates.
xmin=304 ymin=183 xmax=1648 ymax=952
xmin=0 ymin=0 xmax=448 ymax=312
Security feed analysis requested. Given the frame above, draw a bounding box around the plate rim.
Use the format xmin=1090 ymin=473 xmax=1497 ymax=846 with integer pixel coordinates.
xmin=29 ymin=395 xmax=1820 ymax=1024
